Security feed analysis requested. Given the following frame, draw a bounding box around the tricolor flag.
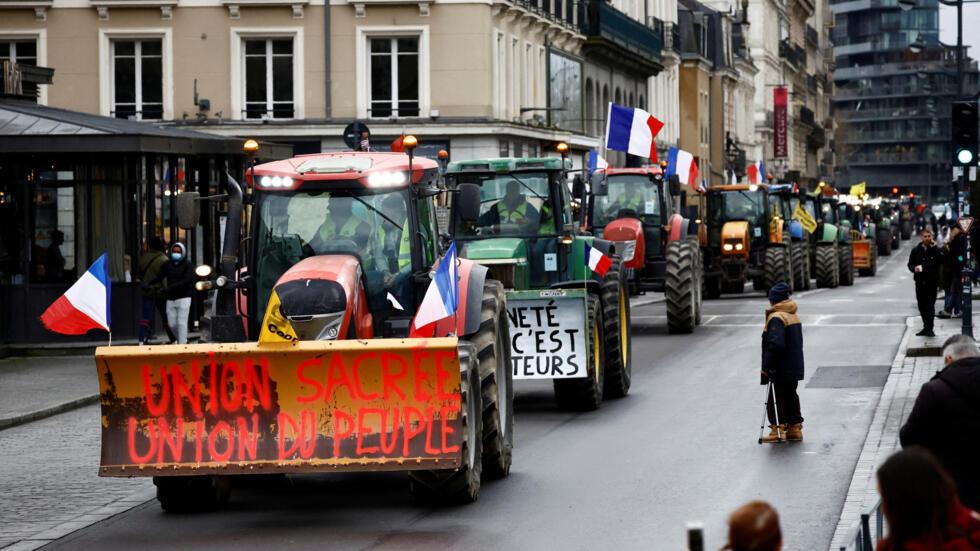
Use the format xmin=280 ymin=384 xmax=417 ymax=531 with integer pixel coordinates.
xmin=747 ymin=160 xmax=765 ymax=185
xmin=588 ymin=150 xmax=609 ymax=175
xmin=412 ymin=241 xmax=460 ymax=333
xmin=665 ymin=147 xmax=700 ymax=192
xmin=391 ymin=135 xmax=405 ymax=153
xmin=604 ymin=103 xmax=665 ymax=162
xmin=40 ymin=253 xmax=111 ymax=335
xmin=585 ymin=244 xmax=612 ymax=277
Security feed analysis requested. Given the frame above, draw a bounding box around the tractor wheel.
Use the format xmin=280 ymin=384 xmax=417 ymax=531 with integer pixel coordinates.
xmin=554 ymin=295 xmax=604 ymax=411
xmin=901 ymin=221 xmax=912 ymax=240
xmin=891 ymin=228 xmax=900 ymax=250
xmin=410 ymin=343 xmax=483 ymax=504
xmin=665 ymin=240 xmax=697 ymax=334
xmin=601 ymin=257 xmax=631 ymax=399
xmin=764 ymin=246 xmax=790 ymax=291
xmin=802 ymin=244 xmax=813 ymax=290
xmin=705 ymin=275 xmax=721 ymax=300
xmin=155 ymin=475 xmax=232 ymax=513
xmin=791 ymin=243 xmax=806 ymax=290
xmin=691 ymin=241 xmax=704 ymax=326
xmin=470 ymin=279 xmax=513 ymax=480
xmin=877 ymin=229 xmax=892 ymax=256
xmin=814 ymin=244 xmax=839 ymax=288
xmin=838 ymin=242 xmax=855 ymax=286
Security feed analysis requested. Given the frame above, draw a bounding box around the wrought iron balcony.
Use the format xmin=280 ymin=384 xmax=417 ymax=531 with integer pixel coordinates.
xmin=580 ymin=0 xmax=664 ymax=76
xmin=779 ymin=39 xmax=806 ymax=70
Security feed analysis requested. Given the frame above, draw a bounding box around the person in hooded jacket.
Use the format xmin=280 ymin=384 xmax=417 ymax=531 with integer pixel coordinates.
xmin=145 ymin=242 xmax=194 ymax=344
xmin=136 ymin=236 xmax=176 ymax=344
xmin=900 ymin=335 xmax=980 ymax=511
xmin=760 ymin=282 xmax=805 ymax=443
xmin=876 ymin=447 xmax=980 ymax=551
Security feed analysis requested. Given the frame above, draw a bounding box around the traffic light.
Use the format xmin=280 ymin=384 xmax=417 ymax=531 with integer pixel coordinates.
xmin=891 ymin=186 xmax=899 ymax=196
xmin=952 ymin=100 xmax=978 ymax=166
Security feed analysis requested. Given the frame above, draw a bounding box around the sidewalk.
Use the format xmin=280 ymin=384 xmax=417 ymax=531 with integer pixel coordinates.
xmin=828 ymin=315 xmax=965 ymax=550
xmin=0 ymin=356 xmax=99 ymax=430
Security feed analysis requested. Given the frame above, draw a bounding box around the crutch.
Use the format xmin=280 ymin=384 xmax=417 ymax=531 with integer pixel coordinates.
xmin=757 ymin=380 xmax=786 ymax=444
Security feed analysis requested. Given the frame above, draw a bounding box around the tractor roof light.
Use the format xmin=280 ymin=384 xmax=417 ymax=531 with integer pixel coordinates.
xmin=403 ymin=135 xmax=418 ymax=151
xmin=243 ymin=139 xmax=259 ymax=155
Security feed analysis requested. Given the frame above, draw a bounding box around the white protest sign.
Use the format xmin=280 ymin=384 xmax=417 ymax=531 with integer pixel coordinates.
xmin=506 ymin=291 xmax=588 ymax=379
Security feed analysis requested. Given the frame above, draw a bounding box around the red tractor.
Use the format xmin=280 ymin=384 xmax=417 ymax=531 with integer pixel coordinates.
xmin=588 ymin=166 xmax=703 ymax=333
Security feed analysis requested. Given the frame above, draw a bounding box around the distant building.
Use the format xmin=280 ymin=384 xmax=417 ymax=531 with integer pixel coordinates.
xmin=831 ymin=0 xmax=979 ymax=197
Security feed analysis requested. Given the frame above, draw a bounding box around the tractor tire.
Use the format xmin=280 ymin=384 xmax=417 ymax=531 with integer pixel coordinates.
xmin=601 ymin=257 xmax=631 ymax=399
xmin=877 ymin=229 xmax=892 ymax=256
xmin=553 ymin=294 xmax=604 ymax=411
xmin=891 ymin=228 xmax=900 ymax=250
xmin=410 ymin=343 xmax=483 ymax=504
xmin=764 ymin=246 xmax=790 ymax=291
xmin=802 ymin=244 xmax=813 ymax=290
xmin=901 ymin=221 xmax=912 ymax=240
xmin=705 ymin=275 xmax=721 ymax=300
xmin=155 ymin=475 xmax=232 ymax=513
xmin=691 ymin=241 xmax=704 ymax=326
xmin=665 ymin=240 xmax=697 ymax=334
xmin=791 ymin=243 xmax=806 ymax=291
xmin=815 ymin=244 xmax=839 ymax=288
xmin=838 ymin=242 xmax=855 ymax=286
xmin=470 ymin=279 xmax=514 ymax=480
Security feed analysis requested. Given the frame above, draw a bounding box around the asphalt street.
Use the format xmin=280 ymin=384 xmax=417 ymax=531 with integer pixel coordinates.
xmin=5 ymin=243 xmax=918 ymax=551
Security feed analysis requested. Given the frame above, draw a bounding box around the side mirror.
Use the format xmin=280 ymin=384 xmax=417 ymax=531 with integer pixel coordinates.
xmin=572 ymin=174 xmax=585 ymax=202
xmin=592 ymin=173 xmax=609 ymax=196
xmin=177 ymin=191 xmax=201 ymax=229
xmin=669 ymin=175 xmax=681 ymax=197
xmin=458 ymin=183 xmax=481 ymax=222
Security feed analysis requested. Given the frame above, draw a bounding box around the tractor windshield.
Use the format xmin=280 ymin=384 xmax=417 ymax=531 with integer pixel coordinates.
xmin=254 ymin=188 xmax=418 ymax=319
xmin=452 ymin=171 xmax=557 ymax=238
xmin=708 ymin=189 xmax=765 ymax=228
xmin=594 ymin=174 xmax=662 ymax=227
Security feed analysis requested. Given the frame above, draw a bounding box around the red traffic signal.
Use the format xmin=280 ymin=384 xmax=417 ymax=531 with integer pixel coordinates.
xmin=891 ymin=187 xmax=899 ymax=195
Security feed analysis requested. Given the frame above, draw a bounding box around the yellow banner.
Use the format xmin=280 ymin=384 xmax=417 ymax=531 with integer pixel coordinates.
xmin=258 ymin=289 xmax=299 ymax=343
xmin=849 ymin=182 xmax=866 ymax=197
xmin=793 ymin=204 xmax=818 ymax=234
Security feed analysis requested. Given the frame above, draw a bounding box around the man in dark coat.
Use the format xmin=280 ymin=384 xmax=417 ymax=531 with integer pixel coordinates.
xmin=900 ymin=334 xmax=980 ymax=510
xmin=907 ymin=228 xmax=944 ymax=337
xmin=760 ymin=282 xmax=805 ymax=443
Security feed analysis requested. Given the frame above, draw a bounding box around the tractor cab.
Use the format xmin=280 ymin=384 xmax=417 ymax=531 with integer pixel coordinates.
xmin=706 ymin=184 xmax=772 ymax=257
xmin=589 ymin=166 xmax=672 ymax=268
xmin=244 ymin=152 xmax=444 ymax=339
xmin=446 ymin=157 xmax=574 ymax=288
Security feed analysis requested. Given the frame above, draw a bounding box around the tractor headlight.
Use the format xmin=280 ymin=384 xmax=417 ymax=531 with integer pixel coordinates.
xmin=723 ymin=243 xmax=734 ymax=252
xmin=735 ymin=243 xmax=744 ymax=251
xmin=367 ymin=171 xmax=408 ymax=188
xmin=258 ymin=175 xmax=295 ymax=188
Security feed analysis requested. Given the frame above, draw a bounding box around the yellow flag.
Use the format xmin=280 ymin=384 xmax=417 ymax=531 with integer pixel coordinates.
xmin=258 ymin=288 xmax=299 ymax=343
xmin=793 ymin=203 xmax=818 ymax=234
xmin=849 ymin=182 xmax=866 ymax=197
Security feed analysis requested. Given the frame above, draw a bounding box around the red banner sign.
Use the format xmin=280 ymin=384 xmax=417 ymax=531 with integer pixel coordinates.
xmin=774 ymin=87 xmax=788 ymax=159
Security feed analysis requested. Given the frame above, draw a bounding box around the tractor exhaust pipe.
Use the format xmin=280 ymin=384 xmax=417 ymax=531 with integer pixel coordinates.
xmin=210 ymin=172 xmax=247 ymax=341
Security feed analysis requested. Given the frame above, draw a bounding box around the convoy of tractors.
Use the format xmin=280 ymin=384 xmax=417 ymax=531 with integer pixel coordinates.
xmin=93 ymin=137 xmax=905 ymax=513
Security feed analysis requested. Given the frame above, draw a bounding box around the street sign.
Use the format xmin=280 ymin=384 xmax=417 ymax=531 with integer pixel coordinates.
xmin=958 ymin=217 xmax=973 ymax=233
xmin=342 ymin=121 xmax=371 ymax=151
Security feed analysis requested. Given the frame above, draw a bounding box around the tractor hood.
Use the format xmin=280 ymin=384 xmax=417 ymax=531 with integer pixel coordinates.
xmin=461 ymin=238 xmax=528 ymax=263
xmin=260 ymin=255 xmax=360 ymax=341
xmin=721 ymin=221 xmax=750 ymax=257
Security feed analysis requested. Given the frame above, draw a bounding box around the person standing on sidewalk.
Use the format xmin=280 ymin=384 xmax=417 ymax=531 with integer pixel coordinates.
xmin=146 ymin=242 xmax=194 ymax=344
xmin=908 ymin=229 xmax=944 ymax=337
xmin=900 ymin=335 xmax=980 ymax=511
xmin=938 ymin=225 xmax=967 ymax=319
xmin=760 ymin=282 xmax=805 ymax=443
xmin=136 ymin=237 xmax=176 ymax=345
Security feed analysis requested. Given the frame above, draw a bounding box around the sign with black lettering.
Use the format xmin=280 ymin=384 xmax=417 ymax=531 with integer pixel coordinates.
xmin=505 ymin=290 xmax=587 ymax=380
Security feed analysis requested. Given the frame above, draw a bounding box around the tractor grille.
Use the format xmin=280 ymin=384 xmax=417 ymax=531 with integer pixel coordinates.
xmin=486 ymin=264 xmax=516 ymax=289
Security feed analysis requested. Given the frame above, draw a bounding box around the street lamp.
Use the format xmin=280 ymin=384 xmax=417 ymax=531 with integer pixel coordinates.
xmin=908 ymin=34 xmax=926 ymax=54
xmin=898 ymin=0 xmax=916 ymax=10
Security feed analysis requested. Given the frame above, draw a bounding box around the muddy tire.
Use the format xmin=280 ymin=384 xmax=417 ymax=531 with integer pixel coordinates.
xmin=410 ymin=343 xmax=483 ymax=504
xmin=665 ymin=240 xmax=697 ymax=334
xmin=877 ymin=229 xmax=892 ymax=256
xmin=155 ymin=475 xmax=232 ymax=513
xmin=801 ymin=243 xmax=813 ymax=290
xmin=470 ymin=279 xmax=513 ymax=480
xmin=554 ymin=295 xmax=604 ymax=411
xmin=600 ymin=257 xmax=631 ymax=399
xmin=815 ymin=243 xmax=839 ymax=288
xmin=838 ymin=242 xmax=855 ymax=286
xmin=764 ymin=246 xmax=790 ymax=291
xmin=791 ymin=242 xmax=806 ymax=290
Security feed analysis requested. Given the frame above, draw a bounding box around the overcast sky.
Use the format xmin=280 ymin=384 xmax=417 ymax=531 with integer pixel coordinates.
xmin=939 ymin=3 xmax=980 ymax=55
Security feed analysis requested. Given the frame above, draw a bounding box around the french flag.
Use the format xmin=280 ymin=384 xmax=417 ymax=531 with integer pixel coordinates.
xmin=40 ymin=253 xmax=111 ymax=335
xmin=585 ymin=244 xmax=612 ymax=277
xmin=588 ymin=150 xmax=609 ymax=175
xmin=604 ymin=103 xmax=664 ymax=162
xmin=665 ymin=147 xmax=700 ymax=192
xmin=747 ymin=160 xmax=765 ymax=185
xmin=412 ymin=241 xmax=459 ymax=334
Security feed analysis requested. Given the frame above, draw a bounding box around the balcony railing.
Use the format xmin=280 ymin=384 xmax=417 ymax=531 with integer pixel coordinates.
xmin=845 ymin=150 xmax=947 ymax=165
xmin=580 ymin=0 xmax=664 ymax=76
xmin=806 ymin=25 xmax=819 ymax=46
xmin=834 ymin=84 xmax=954 ymax=100
xmin=840 ymin=106 xmax=942 ymax=120
xmin=838 ymin=127 xmax=951 ymax=143
xmin=779 ymin=38 xmax=806 ymax=69
xmin=800 ymin=105 xmax=816 ymax=126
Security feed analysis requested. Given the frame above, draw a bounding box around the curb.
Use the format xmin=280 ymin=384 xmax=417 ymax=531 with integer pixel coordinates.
xmin=0 ymin=394 xmax=100 ymax=431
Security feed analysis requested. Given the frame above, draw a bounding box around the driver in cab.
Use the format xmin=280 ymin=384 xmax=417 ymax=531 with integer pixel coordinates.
xmin=478 ymin=180 xmax=540 ymax=233
xmin=310 ymin=196 xmax=374 ymax=256
xmin=605 ymin=187 xmax=644 ymax=217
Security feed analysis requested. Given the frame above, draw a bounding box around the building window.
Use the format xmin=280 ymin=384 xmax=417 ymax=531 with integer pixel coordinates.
xmin=0 ymin=40 xmax=37 ymax=65
xmin=243 ymin=38 xmax=294 ymax=119
xmin=368 ymin=37 xmax=419 ymax=118
xmin=111 ymin=40 xmax=163 ymax=120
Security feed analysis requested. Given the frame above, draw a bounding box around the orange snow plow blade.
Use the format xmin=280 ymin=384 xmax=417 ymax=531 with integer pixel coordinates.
xmin=95 ymin=338 xmax=462 ymax=477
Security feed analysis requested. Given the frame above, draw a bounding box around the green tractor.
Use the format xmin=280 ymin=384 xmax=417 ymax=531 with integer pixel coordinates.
xmin=444 ymin=156 xmax=632 ymax=411
xmin=802 ymin=190 xmax=853 ymax=287
xmin=769 ymin=184 xmax=812 ymax=291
